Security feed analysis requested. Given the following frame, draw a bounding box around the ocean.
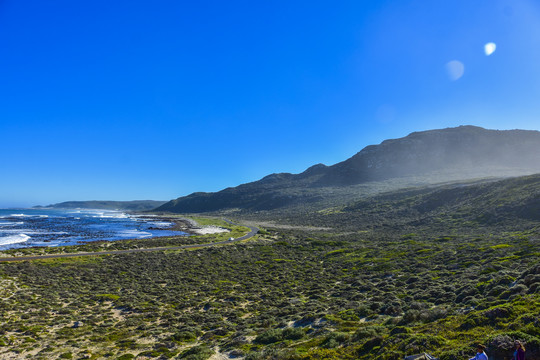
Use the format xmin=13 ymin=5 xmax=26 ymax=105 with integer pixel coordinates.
xmin=0 ymin=208 xmax=187 ymax=250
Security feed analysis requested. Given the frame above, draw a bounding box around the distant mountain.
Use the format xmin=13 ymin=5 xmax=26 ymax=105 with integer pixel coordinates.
xmin=38 ymin=200 xmax=167 ymax=211
xmin=156 ymin=126 xmax=540 ymax=214
xmin=314 ymin=125 xmax=540 ymax=186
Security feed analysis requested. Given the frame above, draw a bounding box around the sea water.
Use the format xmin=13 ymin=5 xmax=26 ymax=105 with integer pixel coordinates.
xmin=0 ymin=208 xmax=186 ymax=250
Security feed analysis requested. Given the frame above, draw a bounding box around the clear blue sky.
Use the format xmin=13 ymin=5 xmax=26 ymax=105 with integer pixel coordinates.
xmin=1 ymin=0 xmax=540 ymax=207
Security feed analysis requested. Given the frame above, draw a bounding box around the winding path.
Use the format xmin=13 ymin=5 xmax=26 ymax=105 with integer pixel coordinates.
xmin=0 ymin=219 xmax=259 ymax=263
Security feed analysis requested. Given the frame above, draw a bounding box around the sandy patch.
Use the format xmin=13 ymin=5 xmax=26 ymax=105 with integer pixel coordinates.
xmin=208 ymin=347 xmax=231 ymax=360
xmin=110 ymin=308 xmax=125 ymax=321
xmin=191 ymin=226 xmax=230 ymax=235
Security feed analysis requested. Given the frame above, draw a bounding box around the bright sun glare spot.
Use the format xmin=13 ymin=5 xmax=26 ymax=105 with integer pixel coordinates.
xmin=445 ymin=60 xmax=465 ymax=81
xmin=484 ymin=42 xmax=497 ymax=56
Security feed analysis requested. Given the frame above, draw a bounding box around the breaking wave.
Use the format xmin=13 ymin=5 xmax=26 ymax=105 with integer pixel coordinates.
xmin=0 ymin=234 xmax=31 ymax=246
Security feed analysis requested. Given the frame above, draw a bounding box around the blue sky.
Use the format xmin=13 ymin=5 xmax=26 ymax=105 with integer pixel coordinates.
xmin=1 ymin=0 xmax=540 ymax=207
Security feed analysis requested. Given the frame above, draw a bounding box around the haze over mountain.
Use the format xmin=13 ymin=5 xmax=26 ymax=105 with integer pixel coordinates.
xmin=304 ymin=173 xmax=540 ymax=232
xmin=156 ymin=126 xmax=540 ymax=214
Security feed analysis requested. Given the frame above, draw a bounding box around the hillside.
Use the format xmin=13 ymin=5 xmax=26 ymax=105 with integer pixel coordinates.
xmin=295 ymin=173 xmax=540 ymax=232
xmin=38 ymin=200 xmax=167 ymax=211
xmin=156 ymin=126 xmax=540 ymax=214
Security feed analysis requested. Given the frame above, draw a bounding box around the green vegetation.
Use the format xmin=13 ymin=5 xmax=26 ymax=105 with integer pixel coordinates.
xmin=1 ymin=175 xmax=540 ymax=359
xmin=184 ymin=216 xmax=230 ymax=227
xmin=0 ymin=225 xmax=539 ymax=359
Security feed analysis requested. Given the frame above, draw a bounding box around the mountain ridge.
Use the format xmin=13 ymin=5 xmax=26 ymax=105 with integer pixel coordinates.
xmin=156 ymin=126 xmax=540 ymax=214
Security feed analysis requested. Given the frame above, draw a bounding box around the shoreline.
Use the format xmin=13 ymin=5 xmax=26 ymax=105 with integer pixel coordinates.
xmin=0 ymin=209 xmax=230 ymax=251
xmin=0 ymin=220 xmax=259 ymax=262
xmin=132 ymin=214 xmax=231 ymax=236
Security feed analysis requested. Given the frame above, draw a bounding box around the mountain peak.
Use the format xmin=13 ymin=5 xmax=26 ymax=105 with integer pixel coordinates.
xmin=156 ymin=126 xmax=540 ymax=213
xmin=315 ymin=126 xmax=540 ymax=186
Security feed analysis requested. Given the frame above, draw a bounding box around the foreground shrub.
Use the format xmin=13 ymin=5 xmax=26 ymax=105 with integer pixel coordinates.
xmin=353 ymin=325 xmax=387 ymax=341
xmin=282 ymin=327 xmax=305 ymax=341
xmin=254 ymin=329 xmax=283 ymax=344
xmin=116 ymin=355 xmax=135 ymax=360
xmin=321 ymin=332 xmax=350 ymax=349
xmin=178 ymin=344 xmax=214 ymax=360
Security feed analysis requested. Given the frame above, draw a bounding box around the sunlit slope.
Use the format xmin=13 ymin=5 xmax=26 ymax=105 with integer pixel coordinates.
xmin=156 ymin=126 xmax=540 ymax=214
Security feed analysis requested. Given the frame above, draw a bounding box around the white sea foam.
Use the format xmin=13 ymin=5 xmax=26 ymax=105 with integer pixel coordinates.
xmin=0 ymin=229 xmax=67 ymax=235
xmin=0 ymin=234 xmax=31 ymax=246
xmin=116 ymin=230 xmax=152 ymax=239
xmin=9 ymin=214 xmax=48 ymax=218
xmin=0 ymin=221 xmax=24 ymax=227
xmin=34 ymin=230 xmax=68 ymax=235
xmin=0 ymin=229 xmax=35 ymax=234
xmin=150 ymin=221 xmax=173 ymax=228
xmin=86 ymin=210 xmax=129 ymax=219
xmin=99 ymin=213 xmax=129 ymax=219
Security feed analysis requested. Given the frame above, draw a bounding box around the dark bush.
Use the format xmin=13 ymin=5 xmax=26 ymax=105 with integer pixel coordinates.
xmin=170 ymin=330 xmax=198 ymax=342
xmin=178 ymin=344 xmax=214 ymax=360
xmin=390 ymin=326 xmax=411 ymax=336
xmin=254 ymin=329 xmax=283 ymax=344
xmin=321 ymin=332 xmax=350 ymax=349
xmin=282 ymin=327 xmax=305 ymax=341
xmin=353 ymin=325 xmax=387 ymax=341
xmin=116 ymin=355 xmax=135 ymax=360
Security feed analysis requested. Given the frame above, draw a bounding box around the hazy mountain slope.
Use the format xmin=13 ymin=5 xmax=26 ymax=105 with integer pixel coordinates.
xmin=315 ymin=125 xmax=540 ymax=186
xmin=39 ymin=200 xmax=167 ymax=211
xmin=303 ymin=173 xmax=540 ymax=231
xmin=156 ymin=126 xmax=540 ymax=214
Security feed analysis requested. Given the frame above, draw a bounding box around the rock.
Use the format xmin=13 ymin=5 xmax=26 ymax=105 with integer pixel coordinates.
xmin=229 ymin=349 xmax=244 ymax=358
xmin=483 ymin=307 xmax=510 ymax=321
xmin=72 ymin=321 xmax=83 ymax=328
xmin=404 ymin=353 xmax=438 ymax=360
xmin=487 ymin=334 xmax=540 ymax=360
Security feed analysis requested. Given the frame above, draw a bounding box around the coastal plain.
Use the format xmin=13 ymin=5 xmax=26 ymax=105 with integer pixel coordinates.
xmin=1 ymin=127 xmax=540 ymax=360
xmin=0 ymin=185 xmax=539 ymax=359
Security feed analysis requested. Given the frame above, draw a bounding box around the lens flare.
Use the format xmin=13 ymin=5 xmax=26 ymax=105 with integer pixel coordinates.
xmin=484 ymin=42 xmax=496 ymax=56
xmin=445 ymin=60 xmax=465 ymax=81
